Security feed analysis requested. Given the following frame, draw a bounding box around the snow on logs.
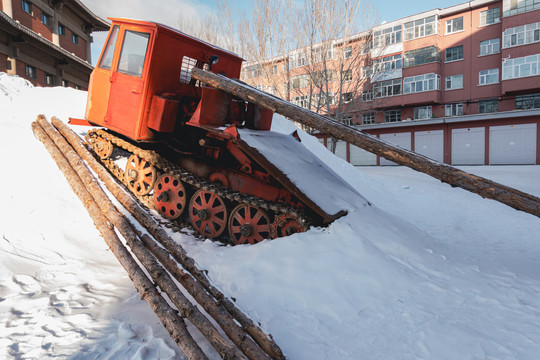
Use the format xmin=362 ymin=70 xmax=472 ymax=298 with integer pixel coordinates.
xmin=190 ymin=67 xmax=540 ymax=219
xmin=32 ymin=115 xmax=285 ymax=360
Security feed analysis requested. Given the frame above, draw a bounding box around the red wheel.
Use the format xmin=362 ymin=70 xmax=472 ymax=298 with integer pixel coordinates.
xmin=228 ymin=204 xmax=271 ymax=245
xmin=125 ymin=154 xmax=157 ymax=196
xmin=189 ymin=190 xmax=228 ymax=239
xmin=271 ymin=214 xmax=306 ymax=238
xmin=153 ymin=174 xmax=186 ymax=220
xmin=94 ymin=137 xmax=113 ymax=160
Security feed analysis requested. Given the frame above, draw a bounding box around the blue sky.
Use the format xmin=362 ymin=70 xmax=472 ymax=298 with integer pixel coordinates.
xmin=85 ymin=0 xmax=470 ymax=64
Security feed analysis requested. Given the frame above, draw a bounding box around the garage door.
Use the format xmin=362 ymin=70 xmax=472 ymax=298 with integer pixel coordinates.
xmin=414 ymin=130 xmax=444 ymax=162
xmin=489 ymin=124 xmax=537 ymax=165
xmin=380 ymin=132 xmax=411 ymax=166
xmin=350 ymin=144 xmax=377 ymax=165
xmin=452 ymin=127 xmax=485 ymax=165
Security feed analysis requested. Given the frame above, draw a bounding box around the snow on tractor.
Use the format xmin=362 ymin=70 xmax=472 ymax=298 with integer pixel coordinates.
xmin=71 ymin=18 xmax=368 ymax=244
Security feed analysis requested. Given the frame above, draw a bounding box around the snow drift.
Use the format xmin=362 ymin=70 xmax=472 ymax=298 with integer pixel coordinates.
xmin=1 ymin=72 xmax=540 ymax=359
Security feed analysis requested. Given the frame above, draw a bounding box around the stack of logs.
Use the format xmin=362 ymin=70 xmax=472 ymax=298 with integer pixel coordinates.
xmin=32 ymin=115 xmax=285 ymax=360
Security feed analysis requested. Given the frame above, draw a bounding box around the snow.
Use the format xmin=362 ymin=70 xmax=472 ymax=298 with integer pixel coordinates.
xmin=1 ymin=71 xmax=540 ymax=359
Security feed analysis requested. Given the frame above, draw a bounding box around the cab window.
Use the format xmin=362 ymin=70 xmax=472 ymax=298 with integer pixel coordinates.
xmin=117 ymin=30 xmax=150 ymax=77
xmin=98 ymin=25 xmax=119 ymax=70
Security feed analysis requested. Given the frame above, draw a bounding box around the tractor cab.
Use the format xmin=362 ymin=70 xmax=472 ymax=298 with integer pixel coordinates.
xmin=85 ymin=18 xmax=271 ymax=142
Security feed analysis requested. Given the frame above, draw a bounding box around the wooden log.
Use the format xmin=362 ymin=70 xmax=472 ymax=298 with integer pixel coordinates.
xmin=52 ymin=117 xmax=286 ymax=360
xmin=37 ymin=116 xmax=245 ymax=360
xmin=190 ymin=67 xmax=540 ymax=219
xmin=31 ymin=118 xmax=207 ymax=360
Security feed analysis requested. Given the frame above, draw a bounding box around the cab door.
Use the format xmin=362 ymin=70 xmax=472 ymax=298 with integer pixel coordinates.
xmin=106 ymin=27 xmax=153 ymax=139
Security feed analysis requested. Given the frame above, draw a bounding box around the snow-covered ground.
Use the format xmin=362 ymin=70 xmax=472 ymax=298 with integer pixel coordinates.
xmin=1 ymin=72 xmax=539 ymax=359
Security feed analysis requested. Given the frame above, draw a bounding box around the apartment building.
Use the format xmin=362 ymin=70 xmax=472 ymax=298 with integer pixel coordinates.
xmin=0 ymin=0 xmax=108 ymax=88
xmin=242 ymin=0 xmax=540 ymax=165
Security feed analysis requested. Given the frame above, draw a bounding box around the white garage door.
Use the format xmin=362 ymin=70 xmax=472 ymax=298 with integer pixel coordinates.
xmin=335 ymin=140 xmax=347 ymax=161
xmin=380 ymin=132 xmax=411 ymax=166
xmin=452 ymin=127 xmax=485 ymax=165
xmin=350 ymin=144 xmax=377 ymax=165
xmin=414 ymin=130 xmax=444 ymax=162
xmin=489 ymin=124 xmax=537 ymax=165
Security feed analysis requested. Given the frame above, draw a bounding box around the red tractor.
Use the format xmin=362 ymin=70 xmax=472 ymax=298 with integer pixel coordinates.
xmin=74 ymin=18 xmax=367 ymax=244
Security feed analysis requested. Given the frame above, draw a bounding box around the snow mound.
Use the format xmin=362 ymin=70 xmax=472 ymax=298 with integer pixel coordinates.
xmin=1 ymin=72 xmax=540 ymax=360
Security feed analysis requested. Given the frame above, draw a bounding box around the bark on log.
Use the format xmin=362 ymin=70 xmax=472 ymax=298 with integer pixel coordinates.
xmin=190 ymin=67 xmax=540 ymax=219
xmin=37 ymin=117 xmax=245 ymax=360
xmin=52 ymin=117 xmax=286 ymax=360
xmin=32 ymin=119 xmax=207 ymax=360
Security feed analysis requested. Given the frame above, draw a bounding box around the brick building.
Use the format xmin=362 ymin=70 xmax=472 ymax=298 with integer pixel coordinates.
xmin=0 ymin=0 xmax=108 ymax=89
xmin=243 ymin=0 xmax=540 ymax=165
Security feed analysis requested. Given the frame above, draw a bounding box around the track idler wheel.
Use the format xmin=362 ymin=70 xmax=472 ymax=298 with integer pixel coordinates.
xmin=125 ymin=154 xmax=157 ymax=196
xmin=228 ymin=204 xmax=271 ymax=245
xmin=154 ymin=174 xmax=186 ymax=220
xmin=189 ymin=190 xmax=228 ymax=239
xmin=271 ymin=214 xmax=306 ymax=238
xmin=93 ymin=137 xmax=113 ymax=160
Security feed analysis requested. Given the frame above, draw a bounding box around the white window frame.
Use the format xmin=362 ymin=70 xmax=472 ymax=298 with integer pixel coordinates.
xmin=343 ymin=46 xmax=352 ymax=59
xmin=445 ymin=45 xmax=463 ymax=62
xmin=384 ymin=109 xmax=401 ymax=122
xmin=480 ymin=38 xmax=500 ymax=56
xmin=403 ymin=73 xmax=440 ymax=94
xmin=362 ymin=113 xmax=375 ymax=124
xmin=503 ymin=0 xmax=540 ymax=17
xmin=446 ymin=17 xmax=464 ymax=34
xmin=480 ymin=7 xmax=500 ymax=26
xmin=404 ymin=16 xmax=438 ymax=41
xmin=343 ymin=69 xmax=353 ymax=82
xmin=373 ymin=54 xmax=402 ymax=73
xmin=414 ymin=106 xmax=432 ymax=119
xmin=361 ymin=90 xmax=373 ymax=102
xmin=373 ymin=25 xmax=402 ymax=47
xmin=445 ymin=74 xmax=463 ymax=90
xmin=291 ymin=94 xmax=310 ymax=108
xmin=479 ymin=68 xmax=499 ymax=85
xmin=290 ymin=74 xmax=309 ymax=89
xmin=503 ymin=22 xmax=540 ymax=49
xmin=502 ymin=54 xmax=540 ymax=80
xmin=289 ymin=51 xmax=308 ymax=69
xmin=445 ymin=103 xmax=463 ymax=116
xmin=479 ymin=99 xmax=498 ymax=113
xmin=374 ymin=78 xmax=401 ymax=98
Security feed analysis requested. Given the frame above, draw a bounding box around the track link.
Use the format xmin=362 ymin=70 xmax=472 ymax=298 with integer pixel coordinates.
xmin=86 ymin=128 xmax=309 ymax=240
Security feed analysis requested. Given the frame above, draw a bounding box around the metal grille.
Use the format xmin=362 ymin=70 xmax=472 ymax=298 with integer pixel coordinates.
xmin=179 ymin=56 xmax=209 ymax=86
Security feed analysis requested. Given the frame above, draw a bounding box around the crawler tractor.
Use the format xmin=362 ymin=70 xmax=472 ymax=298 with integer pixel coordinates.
xmin=73 ymin=18 xmax=367 ymax=244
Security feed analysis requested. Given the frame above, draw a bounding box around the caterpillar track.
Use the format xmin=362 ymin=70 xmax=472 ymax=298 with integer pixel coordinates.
xmin=86 ymin=128 xmax=309 ymax=244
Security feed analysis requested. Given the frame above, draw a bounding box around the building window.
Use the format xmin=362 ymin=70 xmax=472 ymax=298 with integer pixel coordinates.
xmin=41 ymin=12 xmax=51 ymax=26
xmin=480 ymin=38 xmax=500 ymax=56
xmin=341 ymin=114 xmax=353 ymax=126
xmin=58 ymin=24 xmax=66 ymax=36
xmin=403 ymin=73 xmax=440 ymax=94
xmin=374 ymin=79 xmax=401 ymax=98
xmin=291 ymin=94 xmax=309 ymax=108
xmin=373 ymin=25 xmax=402 ymax=47
xmin=480 ymin=7 xmax=500 ymax=26
xmin=445 ymin=45 xmax=463 ymax=62
xmin=446 ymin=17 xmax=463 ymax=34
xmin=404 ymin=16 xmax=437 ymax=41
xmin=414 ymin=106 xmax=432 ymax=119
xmin=446 ymin=74 xmax=463 ymax=90
xmin=72 ymin=33 xmax=79 ymax=45
xmin=25 ymin=65 xmax=36 ymax=79
xmin=62 ymin=79 xmax=69 ymax=87
xmin=479 ymin=68 xmax=499 ymax=85
xmin=479 ymin=99 xmax=498 ymax=113
xmin=361 ymin=90 xmax=373 ymax=102
xmin=341 ymin=92 xmax=353 ymax=104
xmin=343 ymin=46 xmax=352 ymax=59
xmin=290 ymin=74 xmax=309 ymax=89
xmin=45 ymin=73 xmax=55 ymax=85
xmin=403 ymin=46 xmax=440 ymax=67
xmin=373 ymin=54 xmax=402 ymax=73
xmin=502 ymin=54 xmax=540 ymax=80
xmin=516 ymin=93 xmax=540 ymax=109
xmin=503 ymin=0 xmax=540 ymax=17
xmin=343 ymin=69 xmax=352 ymax=82
xmin=384 ymin=110 xmax=401 ymax=122
xmin=362 ymin=113 xmax=375 ymax=124
xmin=445 ymin=103 xmax=463 ymax=116
xmin=361 ymin=66 xmax=372 ymax=79
xmin=289 ymin=51 xmax=308 ymax=69
xmin=515 ymin=93 xmax=540 ymax=110
xmin=22 ymin=0 xmax=32 ymax=14
xmin=503 ymin=22 xmax=540 ymax=48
